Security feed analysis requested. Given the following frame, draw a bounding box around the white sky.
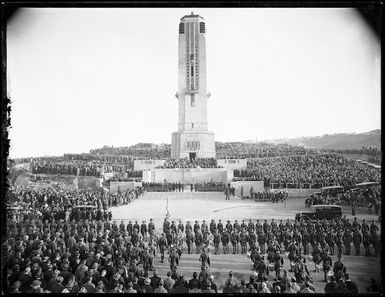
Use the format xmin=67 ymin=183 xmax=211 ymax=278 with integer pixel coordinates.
xmin=7 ymin=8 xmax=381 ymax=158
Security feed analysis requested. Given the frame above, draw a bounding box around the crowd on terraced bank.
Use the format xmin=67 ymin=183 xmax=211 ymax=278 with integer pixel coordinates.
xmin=30 ymin=160 xmax=135 ymax=178
xmin=6 ymin=185 xmax=144 ymax=223
xmin=90 ymin=143 xmax=171 ymax=160
xmin=156 ymin=158 xmax=220 ymax=169
xmin=3 ymin=213 xmax=381 ymax=293
xmin=233 ymin=154 xmax=381 ymax=187
xmin=215 ymin=142 xmax=316 ymax=159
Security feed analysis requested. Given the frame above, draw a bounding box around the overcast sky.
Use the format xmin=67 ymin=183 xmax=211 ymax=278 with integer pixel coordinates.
xmin=7 ymin=8 xmax=380 ymax=158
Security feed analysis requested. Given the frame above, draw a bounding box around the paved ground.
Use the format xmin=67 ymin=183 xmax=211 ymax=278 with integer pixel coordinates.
xmin=111 ymin=191 xmax=382 ymax=293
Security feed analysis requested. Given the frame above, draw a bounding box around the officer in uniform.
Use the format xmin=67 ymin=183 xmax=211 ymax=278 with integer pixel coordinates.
xmin=177 ymin=220 xmax=184 ymax=234
xmin=363 ymin=229 xmax=372 ymax=257
xmin=163 ymin=218 xmax=170 ymax=234
xmin=302 ymin=229 xmax=310 ymax=255
xmin=133 ymin=220 xmax=140 ymax=233
xmin=241 ymin=220 xmax=248 ymax=231
xmin=361 ymin=219 xmax=369 ymax=233
xmin=343 ymin=229 xmax=352 ymax=255
xmin=233 ymin=220 xmax=241 ymax=233
xmin=217 ymin=219 xmax=224 ymax=235
xmin=171 ymin=220 xmax=177 ymax=235
xmin=326 ymin=229 xmax=335 ymax=255
xmin=240 ymin=228 xmax=248 ymax=254
xmin=201 ymin=220 xmax=208 ymax=233
xmin=371 ymin=229 xmax=379 ymax=257
xmin=213 ymin=229 xmax=221 ymax=255
xmin=148 ymin=218 xmax=155 ymax=236
xmin=185 ymin=229 xmax=194 ymax=254
xmin=210 ymin=219 xmax=216 ymax=234
xmin=149 ymin=230 xmax=158 ymax=258
xmin=126 ymin=220 xmax=133 ymax=236
xmin=168 ymin=245 xmax=179 ymax=270
xmin=226 ymin=220 xmax=233 ymax=233
xmin=335 ymin=230 xmax=343 ymax=258
xmin=194 ymin=220 xmax=200 ymax=234
xmin=185 ymin=220 xmax=192 ymax=234
xmin=131 ymin=229 xmax=139 ymax=246
xmin=195 ymin=229 xmax=203 ymax=254
xmin=353 ymin=228 xmax=362 ymax=256
xmin=322 ymin=252 xmax=333 ymax=282
xmin=221 ymin=229 xmax=230 ymax=254
xmin=177 ymin=220 xmax=184 ymax=249
xmin=166 ymin=230 xmax=173 ymax=252
xmin=248 ymin=229 xmax=257 ymax=250
xmin=140 ymin=220 xmax=148 ymax=241
xmin=258 ymin=231 xmax=266 ymax=254
xmin=248 ymin=219 xmax=255 ymax=234
xmin=159 ymin=233 xmax=168 ymax=263
xmin=231 ymin=229 xmax=239 ymax=254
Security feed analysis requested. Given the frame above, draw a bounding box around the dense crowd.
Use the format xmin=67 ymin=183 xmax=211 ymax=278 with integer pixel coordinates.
xmin=233 ymin=154 xmax=381 ymax=187
xmin=3 ymin=212 xmax=381 ymax=293
xmin=6 ymin=185 xmax=144 ymax=223
xmin=31 ymin=160 xmax=136 ymax=178
xmin=215 ymin=142 xmax=315 ymax=159
xmin=90 ymin=144 xmax=171 ymax=160
xmin=156 ymin=158 xmax=220 ymax=169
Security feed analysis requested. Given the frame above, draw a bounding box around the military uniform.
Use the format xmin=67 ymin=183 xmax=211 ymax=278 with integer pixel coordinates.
xmin=258 ymin=232 xmax=266 ymax=254
xmin=352 ymin=230 xmax=362 ymax=255
xmin=240 ymin=229 xmax=248 ymax=254
xmin=185 ymin=230 xmax=194 ymax=254
xmin=213 ymin=230 xmax=221 ymax=255
xmin=226 ymin=221 xmax=233 ymax=233
xmin=221 ymin=230 xmax=230 ymax=254
xmin=217 ymin=220 xmax=224 ymax=235
xmin=210 ymin=220 xmax=216 ymax=234
xmin=248 ymin=231 xmax=257 ymax=249
xmin=343 ymin=230 xmax=352 ymax=255
xmin=126 ymin=221 xmax=133 ymax=236
xmin=230 ymin=230 xmax=239 ymax=254
xmin=195 ymin=230 xmax=203 ymax=254
xmin=148 ymin=219 xmax=155 ymax=235
xmin=159 ymin=234 xmax=168 ymax=263
xmin=140 ymin=221 xmax=147 ymax=241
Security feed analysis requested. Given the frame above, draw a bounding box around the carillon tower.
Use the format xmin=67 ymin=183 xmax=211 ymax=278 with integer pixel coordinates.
xmin=171 ymin=12 xmax=215 ymax=160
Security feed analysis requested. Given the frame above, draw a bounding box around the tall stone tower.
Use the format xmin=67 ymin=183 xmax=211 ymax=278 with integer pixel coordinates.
xmin=171 ymin=12 xmax=215 ymax=160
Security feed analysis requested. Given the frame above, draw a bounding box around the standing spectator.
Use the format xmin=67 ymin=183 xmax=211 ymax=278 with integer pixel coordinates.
xmin=324 ymin=276 xmax=337 ymax=294
xmin=154 ymin=279 xmax=168 ymax=293
xmin=344 ymin=274 xmax=358 ymax=293
xmin=163 ymin=271 xmax=175 ymax=293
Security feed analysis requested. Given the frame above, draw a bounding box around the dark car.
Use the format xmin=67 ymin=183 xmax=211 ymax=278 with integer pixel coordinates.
xmin=295 ymin=205 xmax=342 ymax=221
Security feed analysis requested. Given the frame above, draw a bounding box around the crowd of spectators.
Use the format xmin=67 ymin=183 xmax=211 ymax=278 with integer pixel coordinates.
xmin=6 ymin=185 xmax=144 ymax=223
xmin=233 ymin=153 xmax=381 ymax=188
xmin=156 ymin=158 xmax=220 ymax=169
xmin=215 ymin=142 xmax=315 ymax=159
xmin=30 ymin=159 xmax=139 ymax=178
xmin=90 ymin=143 xmax=171 ymax=160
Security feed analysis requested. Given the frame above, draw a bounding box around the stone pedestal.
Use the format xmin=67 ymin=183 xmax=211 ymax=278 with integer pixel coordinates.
xmin=171 ymin=131 xmax=215 ymax=159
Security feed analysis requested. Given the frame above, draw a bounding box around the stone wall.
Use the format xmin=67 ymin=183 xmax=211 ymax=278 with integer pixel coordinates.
xmin=145 ymin=168 xmax=233 ymax=183
xmin=230 ymin=181 xmax=265 ymax=197
xmin=134 ymin=160 xmax=165 ymax=171
xmin=110 ymin=181 xmax=142 ymax=194
xmin=217 ymin=159 xmax=247 ymax=170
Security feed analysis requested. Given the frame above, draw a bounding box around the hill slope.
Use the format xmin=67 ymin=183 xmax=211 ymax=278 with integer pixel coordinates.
xmin=266 ymin=130 xmax=381 ymax=150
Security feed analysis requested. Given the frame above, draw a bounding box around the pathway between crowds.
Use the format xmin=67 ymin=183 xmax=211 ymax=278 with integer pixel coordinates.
xmin=110 ymin=191 xmax=381 ymax=293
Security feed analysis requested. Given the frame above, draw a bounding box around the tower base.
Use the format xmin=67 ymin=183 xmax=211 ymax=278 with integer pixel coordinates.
xmin=171 ymin=131 xmax=215 ymax=159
